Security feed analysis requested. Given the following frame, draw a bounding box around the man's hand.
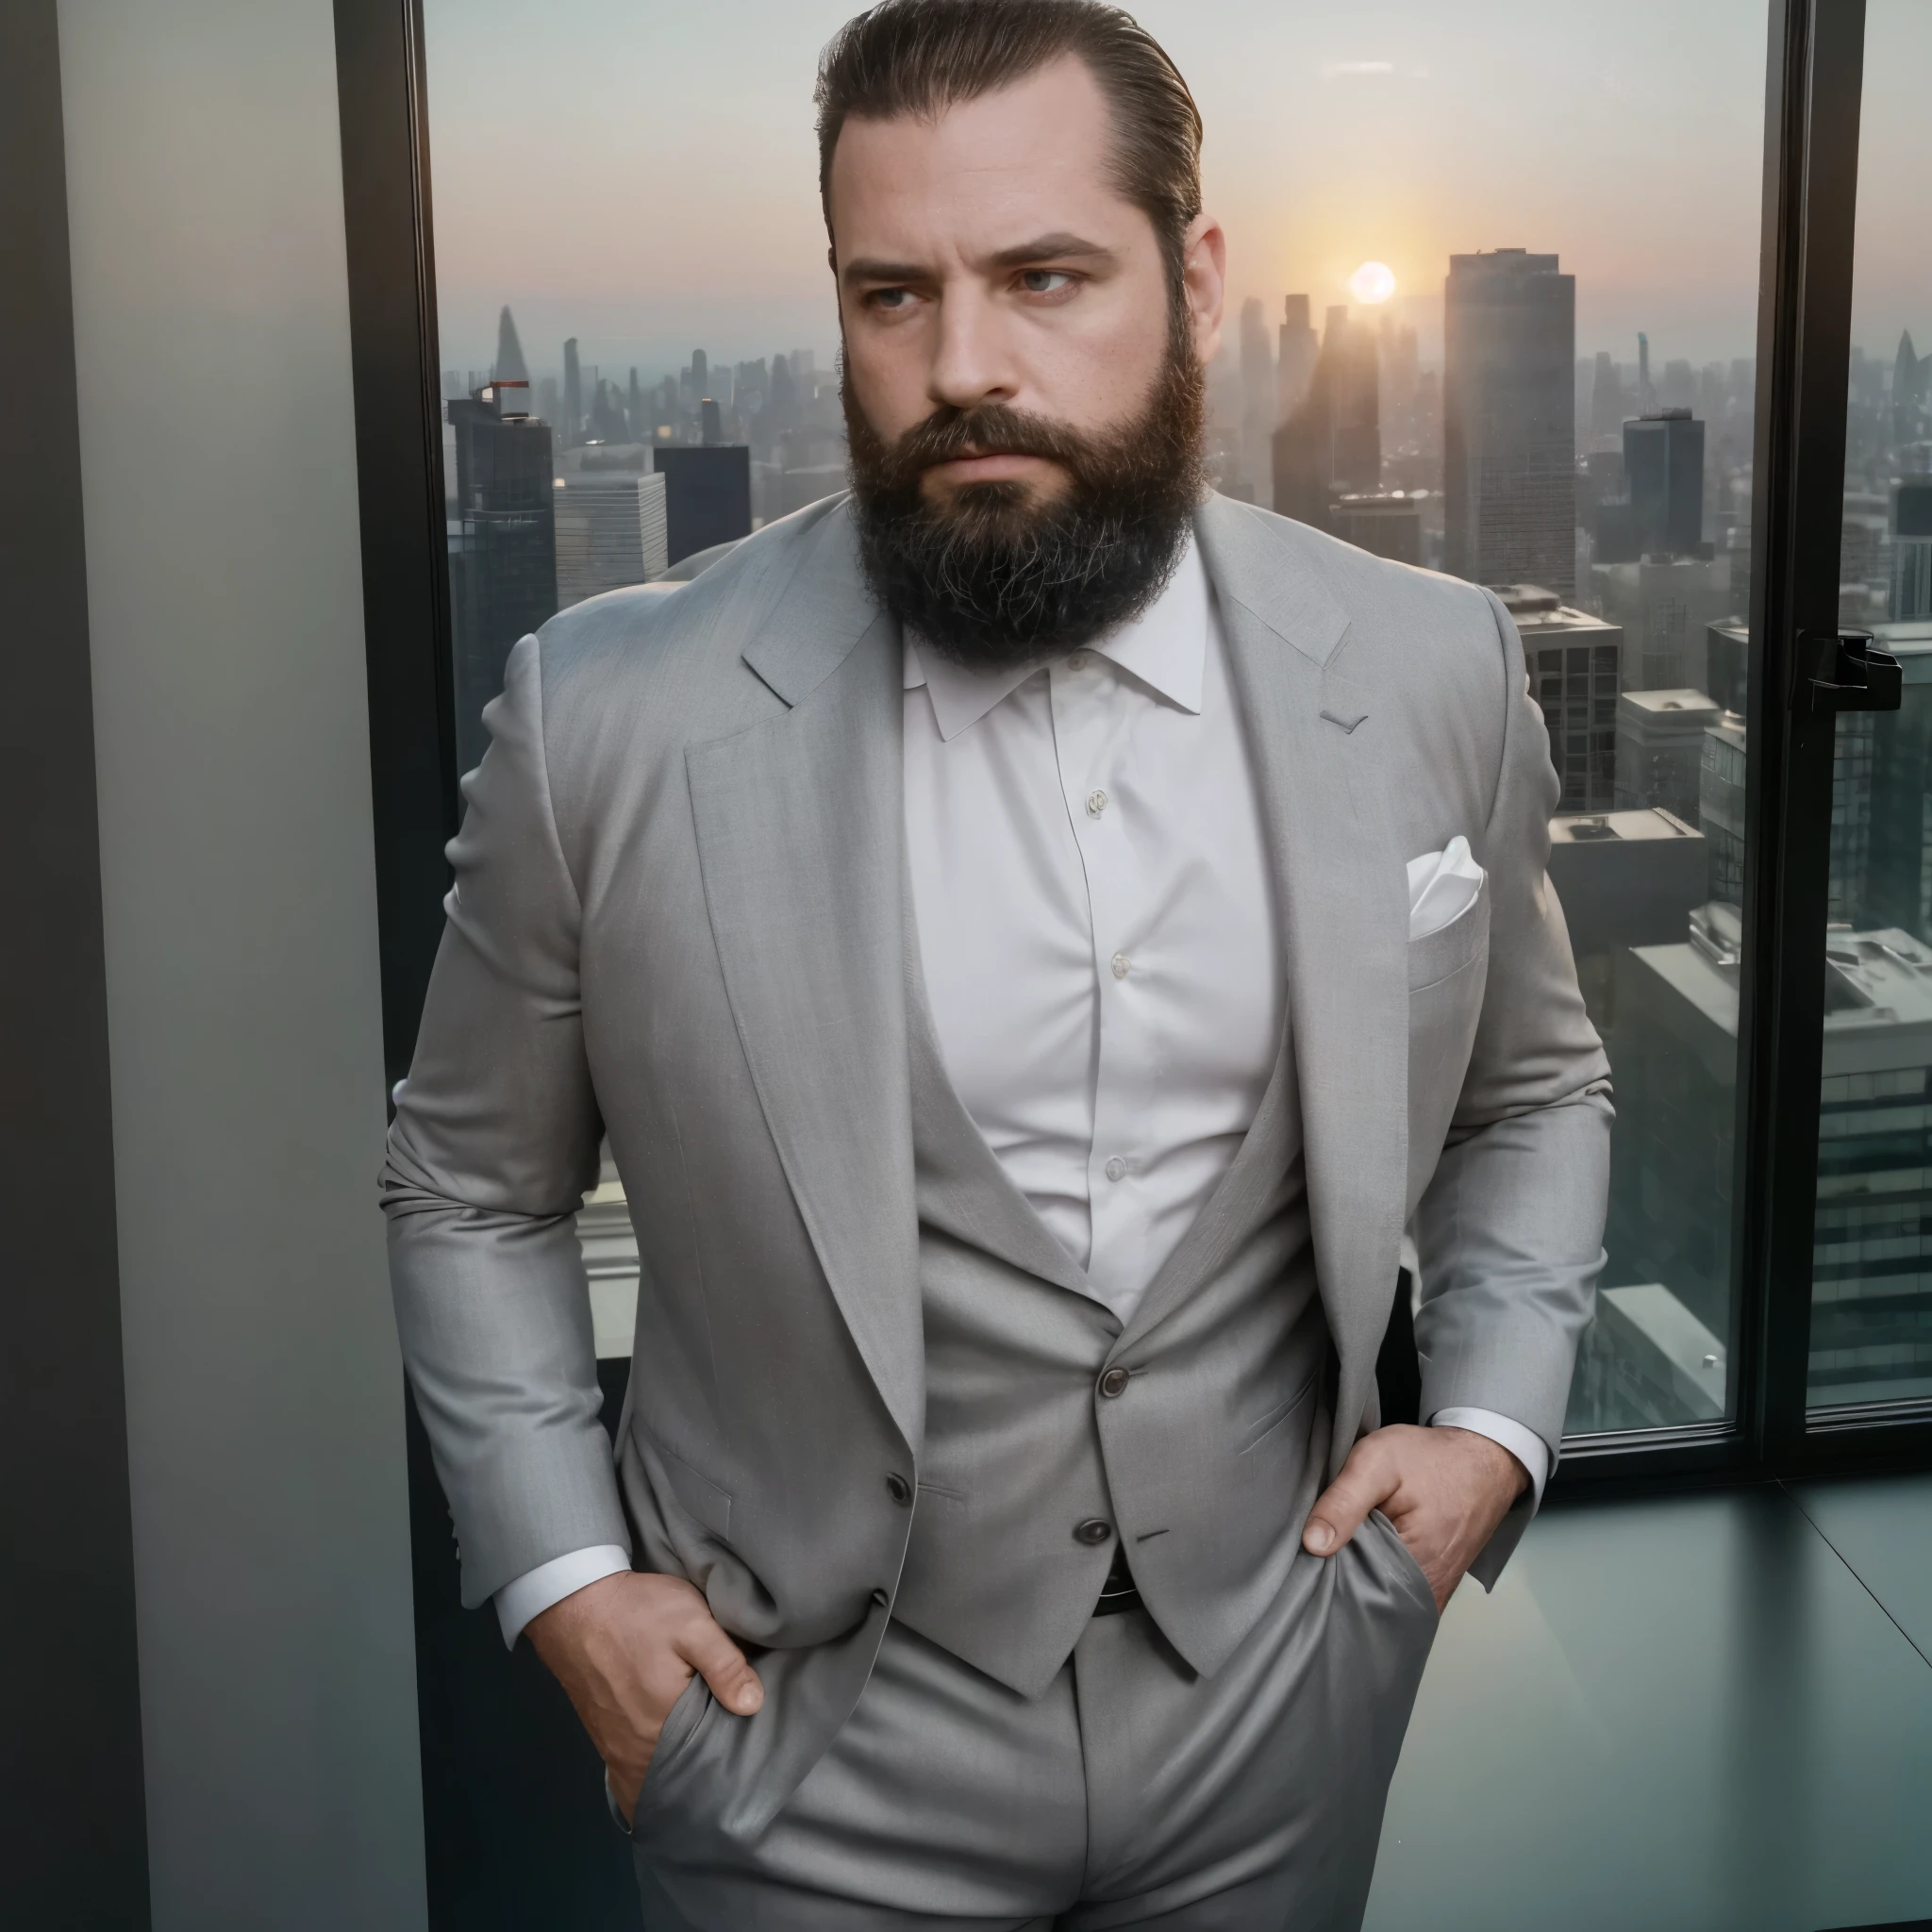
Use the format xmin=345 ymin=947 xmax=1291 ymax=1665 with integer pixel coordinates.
xmin=1301 ymin=1424 xmax=1529 ymax=1612
xmin=526 ymin=1571 xmax=763 ymax=1826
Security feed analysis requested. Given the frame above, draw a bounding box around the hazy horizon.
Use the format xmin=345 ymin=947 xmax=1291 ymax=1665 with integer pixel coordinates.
xmin=425 ymin=0 xmax=1929 ymax=391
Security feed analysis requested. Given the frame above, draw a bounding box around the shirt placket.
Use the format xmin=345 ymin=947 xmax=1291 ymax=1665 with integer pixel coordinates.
xmin=1049 ymin=653 xmax=1148 ymax=1309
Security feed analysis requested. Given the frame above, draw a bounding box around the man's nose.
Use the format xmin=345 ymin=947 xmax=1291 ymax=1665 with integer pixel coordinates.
xmin=927 ymin=286 xmax=1020 ymax=413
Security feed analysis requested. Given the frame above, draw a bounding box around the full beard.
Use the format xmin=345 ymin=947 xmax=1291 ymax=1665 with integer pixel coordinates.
xmin=842 ymin=332 xmax=1208 ymax=669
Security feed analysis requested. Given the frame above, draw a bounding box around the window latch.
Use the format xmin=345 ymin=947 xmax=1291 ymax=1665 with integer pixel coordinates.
xmin=1802 ymin=628 xmax=1902 ymax=714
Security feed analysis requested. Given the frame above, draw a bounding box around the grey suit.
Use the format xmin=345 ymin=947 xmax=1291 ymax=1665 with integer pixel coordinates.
xmin=382 ymin=492 xmax=1611 ymax=1924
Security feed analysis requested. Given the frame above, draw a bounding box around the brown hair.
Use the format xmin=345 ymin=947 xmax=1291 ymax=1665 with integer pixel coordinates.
xmin=815 ymin=0 xmax=1204 ymax=301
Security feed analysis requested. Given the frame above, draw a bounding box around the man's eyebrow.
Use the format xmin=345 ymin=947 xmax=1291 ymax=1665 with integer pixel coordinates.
xmin=984 ymin=232 xmax=1116 ymax=271
xmin=840 ymin=233 xmax=1119 ymax=287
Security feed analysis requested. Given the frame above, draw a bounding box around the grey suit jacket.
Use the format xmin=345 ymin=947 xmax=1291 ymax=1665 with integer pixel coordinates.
xmin=381 ymin=491 xmax=1611 ymax=1645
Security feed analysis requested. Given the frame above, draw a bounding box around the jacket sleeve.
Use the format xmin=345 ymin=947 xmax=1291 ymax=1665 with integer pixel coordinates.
xmin=1411 ymin=587 xmax=1614 ymax=1586
xmin=378 ymin=634 xmax=629 ymax=1607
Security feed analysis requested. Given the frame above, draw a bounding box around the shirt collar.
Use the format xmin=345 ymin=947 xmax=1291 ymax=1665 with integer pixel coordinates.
xmin=903 ymin=534 xmax=1209 ymax=742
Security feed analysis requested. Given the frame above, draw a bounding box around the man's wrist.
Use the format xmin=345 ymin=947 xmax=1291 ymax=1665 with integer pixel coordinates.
xmin=1428 ymin=1407 xmax=1548 ymax=1507
xmin=495 ymin=1545 xmax=633 ymax=1647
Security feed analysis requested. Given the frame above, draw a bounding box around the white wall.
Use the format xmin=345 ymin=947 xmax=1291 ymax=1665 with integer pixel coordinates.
xmin=58 ymin=3 xmax=425 ymax=1924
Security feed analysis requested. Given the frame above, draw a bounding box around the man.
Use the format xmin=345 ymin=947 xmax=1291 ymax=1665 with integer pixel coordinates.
xmin=382 ymin=1 xmax=1611 ymax=1924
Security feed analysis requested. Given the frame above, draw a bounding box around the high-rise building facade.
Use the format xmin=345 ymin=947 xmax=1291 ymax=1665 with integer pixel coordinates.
xmin=446 ymin=383 xmax=558 ymax=774
xmin=555 ymin=471 xmax=669 ymax=608
xmin=1624 ymin=408 xmax=1706 ymax=557
xmin=1444 ymin=249 xmax=1576 ymax=595
xmin=1271 ymin=307 xmax=1378 ymax=532
xmin=1493 ymin=584 xmax=1624 ymax=812
xmin=654 ymin=444 xmax=753 ymax=564
xmin=1890 ymin=476 xmax=1932 ymax=621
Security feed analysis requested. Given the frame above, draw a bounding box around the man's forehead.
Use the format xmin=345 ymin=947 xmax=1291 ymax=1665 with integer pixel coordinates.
xmin=826 ymin=55 xmax=1134 ymax=254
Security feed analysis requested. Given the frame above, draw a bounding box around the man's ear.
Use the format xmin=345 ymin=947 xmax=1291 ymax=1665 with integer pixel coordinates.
xmin=1183 ymin=214 xmax=1227 ymax=368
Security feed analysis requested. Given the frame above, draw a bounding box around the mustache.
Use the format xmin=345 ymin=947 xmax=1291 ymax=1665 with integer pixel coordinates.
xmin=874 ymin=404 xmax=1096 ymax=491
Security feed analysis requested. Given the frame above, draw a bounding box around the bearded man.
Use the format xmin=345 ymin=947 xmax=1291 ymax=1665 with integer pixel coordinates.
xmin=381 ymin=2 xmax=1612 ymax=1924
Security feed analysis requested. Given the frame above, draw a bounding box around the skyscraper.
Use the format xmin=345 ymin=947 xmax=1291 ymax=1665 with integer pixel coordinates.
xmin=1492 ymin=584 xmax=1624 ymax=812
xmin=1589 ymin=351 xmax=1625 ymax=442
xmin=562 ymin=337 xmax=583 ymax=450
xmin=1443 ymin=249 xmax=1576 ymax=595
xmin=654 ymin=444 xmax=753 ymax=564
xmin=492 ymin=305 xmax=529 ymax=385
xmin=1624 ymin=408 xmax=1706 ymax=557
xmin=1271 ymin=307 xmax=1378 ymax=532
xmin=555 ymin=471 xmax=669 ymax=607
xmin=1238 ymin=297 xmax=1275 ymax=508
xmin=446 ymin=382 xmax=558 ymax=774
xmin=1890 ymin=476 xmax=1932 ymax=622
xmin=1276 ymin=295 xmax=1318 ymax=430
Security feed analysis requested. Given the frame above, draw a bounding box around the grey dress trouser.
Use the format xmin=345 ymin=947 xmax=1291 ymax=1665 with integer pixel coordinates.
xmin=624 ymin=1512 xmax=1437 ymax=1930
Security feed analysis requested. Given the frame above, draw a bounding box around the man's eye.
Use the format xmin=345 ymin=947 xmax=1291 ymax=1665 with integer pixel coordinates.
xmin=871 ymin=288 xmax=911 ymax=309
xmin=1020 ymin=270 xmax=1074 ymax=295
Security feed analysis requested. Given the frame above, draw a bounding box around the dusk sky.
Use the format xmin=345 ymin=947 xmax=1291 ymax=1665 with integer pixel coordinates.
xmin=423 ymin=0 xmax=1928 ymax=388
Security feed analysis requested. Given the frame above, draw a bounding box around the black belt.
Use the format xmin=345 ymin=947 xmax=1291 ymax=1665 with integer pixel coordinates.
xmin=1091 ymin=1546 xmax=1142 ymax=1618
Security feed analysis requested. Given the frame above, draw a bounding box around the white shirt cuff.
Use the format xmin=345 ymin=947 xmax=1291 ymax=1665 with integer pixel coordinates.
xmin=494 ymin=1545 xmax=632 ymax=1647
xmin=1429 ymin=1407 xmax=1550 ymax=1507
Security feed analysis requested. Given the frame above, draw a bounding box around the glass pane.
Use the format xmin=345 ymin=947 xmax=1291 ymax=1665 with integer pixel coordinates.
xmin=1808 ymin=0 xmax=1932 ymax=1413
xmin=419 ymin=1 xmax=1772 ymax=1424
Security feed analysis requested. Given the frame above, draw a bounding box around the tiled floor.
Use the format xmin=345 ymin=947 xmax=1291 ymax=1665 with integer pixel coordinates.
xmin=1365 ymin=1478 xmax=1932 ymax=1932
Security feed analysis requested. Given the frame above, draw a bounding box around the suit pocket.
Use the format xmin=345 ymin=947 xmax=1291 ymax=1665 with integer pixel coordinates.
xmin=629 ymin=1670 xmax=715 ymax=1826
xmin=1239 ymin=1367 xmax=1320 ymax=1457
xmin=1407 ymin=874 xmax=1489 ymax=992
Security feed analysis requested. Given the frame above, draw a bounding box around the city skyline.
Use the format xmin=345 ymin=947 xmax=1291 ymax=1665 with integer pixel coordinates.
xmin=425 ymin=0 xmax=1929 ymax=391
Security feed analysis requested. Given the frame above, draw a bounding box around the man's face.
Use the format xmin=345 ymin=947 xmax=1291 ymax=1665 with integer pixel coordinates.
xmin=828 ymin=55 xmax=1224 ymax=514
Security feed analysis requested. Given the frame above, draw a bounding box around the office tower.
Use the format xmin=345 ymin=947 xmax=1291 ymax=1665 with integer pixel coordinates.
xmin=1276 ymin=295 xmax=1318 ymax=425
xmin=1894 ymin=331 xmax=1926 ymax=453
xmin=1611 ymin=908 xmax=1932 ymax=1406
xmin=1330 ymin=493 xmax=1421 ymax=565
xmin=1706 ymin=617 xmax=1749 ymax=715
xmin=1638 ymin=331 xmax=1654 ymax=411
xmin=1493 ymin=584 xmax=1624 ymax=812
xmin=1443 ymin=249 xmax=1576 ymax=596
xmin=1238 ymin=297 xmax=1275 ymax=507
xmin=1589 ymin=353 xmax=1626 ymax=442
xmin=769 ymin=353 xmax=797 ymax=429
xmin=627 ymin=367 xmax=644 ymax=441
xmin=1890 ymin=477 xmax=1932 ymax=621
xmin=1660 ymin=358 xmax=1696 ymax=411
xmin=1271 ymin=307 xmax=1378 ymax=531
xmin=654 ymin=444 xmax=753 ymax=564
xmin=1379 ymin=315 xmax=1420 ymax=454
xmin=1624 ymin=408 xmax=1706 ymax=557
xmin=1546 ymin=808 xmax=1707 ymax=961
xmin=445 ymin=383 xmax=558 ymax=774
xmin=1593 ymin=554 xmax=1733 ymax=691
xmin=562 ymin=338 xmax=582 ymax=449
xmin=1862 ymin=621 xmax=1932 ymax=941
xmin=1616 ymin=689 xmax=1722 ymax=822
xmin=555 ymin=471 xmax=669 ymax=607
xmin=691 ymin=348 xmax=708 ymax=394
xmin=1843 ymin=490 xmax=1892 ymax=623
xmin=588 ymin=376 xmax=626 ymax=443
xmin=492 ymin=306 xmax=529 ymax=385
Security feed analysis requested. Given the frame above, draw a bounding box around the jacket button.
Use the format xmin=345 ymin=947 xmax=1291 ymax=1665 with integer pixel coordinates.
xmin=871 ymin=1587 xmax=890 ymax=1608
xmin=885 ymin=1473 xmax=911 ymax=1505
xmin=1098 ymin=1366 xmax=1130 ymax=1399
xmin=1074 ymin=1518 xmax=1113 ymax=1546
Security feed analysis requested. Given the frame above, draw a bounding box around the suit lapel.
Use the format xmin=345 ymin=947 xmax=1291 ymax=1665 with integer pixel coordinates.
xmin=1196 ymin=498 xmax=1409 ymax=1474
xmin=685 ymin=507 xmax=924 ymax=1452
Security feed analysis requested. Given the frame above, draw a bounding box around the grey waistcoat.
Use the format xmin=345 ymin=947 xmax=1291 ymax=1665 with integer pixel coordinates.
xmin=892 ymin=944 xmax=1335 ymax=1698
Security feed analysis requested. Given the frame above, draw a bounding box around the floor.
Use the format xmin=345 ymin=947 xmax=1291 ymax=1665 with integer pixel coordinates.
xmin=1363 ymin=1475 xmax=1932 ymax=1932
xmin=411 ymin=1368 xmax=1932 ymax=1931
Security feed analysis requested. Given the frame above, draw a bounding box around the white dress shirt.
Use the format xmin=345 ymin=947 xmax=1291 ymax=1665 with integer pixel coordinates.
xmin=495 ymin=536 xmax=1544 ymax=1644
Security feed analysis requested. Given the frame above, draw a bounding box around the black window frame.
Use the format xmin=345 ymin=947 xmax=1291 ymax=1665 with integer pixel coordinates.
xmin=333 ymin=0 xmax=1932 ymax=1492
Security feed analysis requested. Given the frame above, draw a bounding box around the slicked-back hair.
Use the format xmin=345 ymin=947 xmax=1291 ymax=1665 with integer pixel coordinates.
xmin=815 ymin=0 xmax=1204 ymax=306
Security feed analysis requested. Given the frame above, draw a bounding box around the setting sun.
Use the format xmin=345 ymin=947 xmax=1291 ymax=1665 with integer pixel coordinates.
xmin=1346 ymin=260 xmax=1397 ymax=306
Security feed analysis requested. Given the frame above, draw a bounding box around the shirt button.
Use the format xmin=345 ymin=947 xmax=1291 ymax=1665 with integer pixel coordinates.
xmin=1105 ymin=1156 xmax=1127 ymax=1183
xmin=1098 ymin=1366 xmax=1131 ymax=1399
xmin=1087 ymin=788 xmax=1109 ymax=817
xmin=885 ymin=1474 xmax=910 ymax=1505
xmin=1074 ymin=1518 xmax=1114 ymax=1546
xmin=1110 ymin=952 xmax=1130 ymax=979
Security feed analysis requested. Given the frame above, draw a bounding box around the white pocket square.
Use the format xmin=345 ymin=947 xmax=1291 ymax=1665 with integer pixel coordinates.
xmin=1407 ymin=836 xmax=1485 ymax=941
